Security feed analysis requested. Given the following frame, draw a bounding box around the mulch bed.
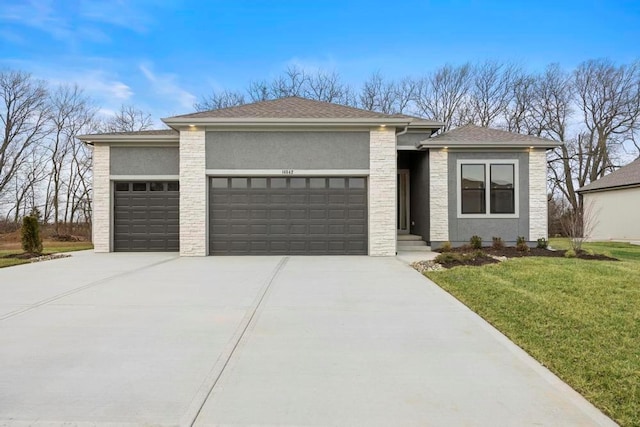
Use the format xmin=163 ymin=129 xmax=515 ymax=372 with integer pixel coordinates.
xmin=426 ymin=246 xmax=619 ymax=269
xmin=2 ymin=252 xmax=44 ymax=260
xmin=1 ymin=252 xmax=71 ymax=263
xmin=440 ymin=246 xmax=617 ymax=261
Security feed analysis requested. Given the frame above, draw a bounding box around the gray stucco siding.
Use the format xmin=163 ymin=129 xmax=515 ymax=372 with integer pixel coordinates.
xmin=206 ymin=131 xmax=369 ymax=170
xmin=397 ymin=132 xmax=431 ymax=148
xmin=110 ymin=147 xmax=179 ymax=175
xmin=447 ymin=151 xmax=530 ymax=245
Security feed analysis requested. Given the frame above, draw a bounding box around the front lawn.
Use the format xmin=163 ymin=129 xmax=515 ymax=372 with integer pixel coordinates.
xmin=424 ymin=239 xmax=640 ymax=427
xmin=0 ymin=241 xmax=93 ymax=268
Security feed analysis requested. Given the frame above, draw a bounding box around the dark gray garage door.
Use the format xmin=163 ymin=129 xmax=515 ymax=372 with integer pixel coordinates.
xmin=113 ymin=181 xmax=179 ymax=251
xmin=209 ymin=177 xmax=367 ymax=255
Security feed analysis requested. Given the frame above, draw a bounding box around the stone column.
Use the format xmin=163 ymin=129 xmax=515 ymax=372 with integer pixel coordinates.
xmin=92 ymin=143 xmax=111 ymax=252
xmin=529 ymin=148 xmax=548 ymax=241
xmin=429 ymin=149 xmax=449 ymax=243
xmin=369 ymin=128 xmax=397 ymax=256
xmin=179 ymin=130 xmax=207 ymax=256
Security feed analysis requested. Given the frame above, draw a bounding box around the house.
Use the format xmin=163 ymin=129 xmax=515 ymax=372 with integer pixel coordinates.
xmin=78 ymin=97 xmax=559 ymax=256
xmin=577 ymin=157 xmax=640 ymax=242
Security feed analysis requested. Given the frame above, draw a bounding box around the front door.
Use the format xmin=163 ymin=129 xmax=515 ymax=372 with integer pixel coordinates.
xmin=397 ymin=170 xmax=410 ymax=234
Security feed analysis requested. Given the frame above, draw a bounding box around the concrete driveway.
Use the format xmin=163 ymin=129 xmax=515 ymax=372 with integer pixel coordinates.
xmin=0 ymin=252 xmax=615 ymax=426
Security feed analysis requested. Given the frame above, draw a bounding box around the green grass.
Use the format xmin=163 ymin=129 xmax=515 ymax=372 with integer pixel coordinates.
xmin=425 ymin=239 xmax=640 ymax=426
xmin=0 ymin=241 xmax=93 ymax=268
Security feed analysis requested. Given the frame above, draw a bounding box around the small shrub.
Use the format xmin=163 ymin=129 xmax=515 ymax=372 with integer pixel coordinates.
xmin=21 ymin=215 xmax=43 ymax=254
xmin=536 ymin=238 xmax=548 ymax=249
xmin=564 ymin=249 xmax=577 ymax=258
xmin=470 ymin=235 xmax=483 ymax=249
xmin=472 ymin=249 xmax=486 ymax=258
xmin=516 ymin=236 xmax=529 ymax=252
xmin=440 ymin=241 xmax=453 ymax=252
xmin=434 ymin=252 xmax=463 ymax=264
xmin=491 ymin=237 xmax=505 ymax=250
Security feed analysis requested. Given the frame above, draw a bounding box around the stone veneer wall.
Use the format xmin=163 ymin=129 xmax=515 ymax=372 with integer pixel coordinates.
xmin=179 ymin=130 xmax=207 ymax=256
xmin=529 ymin=149 xmax=548 ymax=241
xmin=92 ymin=144 xmax=110 ymax=252
xmin=429 ymin=149 xmax=449 ymax=242
xmin=368 ymin=128 xmax=396 ymax=256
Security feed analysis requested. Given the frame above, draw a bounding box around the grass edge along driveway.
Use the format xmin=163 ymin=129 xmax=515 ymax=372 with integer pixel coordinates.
xmin=0 ymin=241 xmax=94 ymax=268
xmin=424 ymin=239 xmax=640 ymax=427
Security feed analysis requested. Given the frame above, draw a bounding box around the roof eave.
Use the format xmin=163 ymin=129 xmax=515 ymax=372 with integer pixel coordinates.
xmin=577 ymin=182 xmax=640 ymax=194
xmin=77 ymin=134 xmax=179 ymax=144
xmin=417 ymin=141 xmax=561 ymax=149
xmin=162 ymin=117 xmax=430 ymax=128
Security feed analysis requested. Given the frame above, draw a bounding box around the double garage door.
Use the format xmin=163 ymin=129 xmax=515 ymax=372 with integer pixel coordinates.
xmin=209 ymin=176 xmax=368 ymax=255
xmin=113 ymin=177 xmax=368 ymax=255
xmin=113 ymin=181 xmax=179 ymax=251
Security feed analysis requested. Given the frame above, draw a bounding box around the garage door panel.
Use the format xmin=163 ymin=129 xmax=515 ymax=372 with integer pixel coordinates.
xmin=113 ymin=181 xmax=179 ymax=252
xmin=209 ymin=177 xmax=367 ymax=255
xmin=230 ymin=209 xmax=249 ymax=219
xmin=309 ymin=194 xmax=327 ymax=204
xmin=250 ymin=194 xmax=268 ymax=203
xmin=290 ymin=209 xmax=307 ymax=219
xmin=270 ymin=210 xmax=287 ymax=220
xmin=310 ymin=209 xmax=327 ymax=220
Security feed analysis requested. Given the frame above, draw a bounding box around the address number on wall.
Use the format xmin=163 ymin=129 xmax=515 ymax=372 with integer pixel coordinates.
xmin=281 ymin=169 xmax=294 ymax=175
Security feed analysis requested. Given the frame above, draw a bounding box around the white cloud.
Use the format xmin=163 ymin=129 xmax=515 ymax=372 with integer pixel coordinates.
xmin=0 ymin=0 xmax=73 ymax=41
xmin=139 ymin=63 xmax=196 ymax=110
xmin=78 ymin=0 xmax=154 ymax=33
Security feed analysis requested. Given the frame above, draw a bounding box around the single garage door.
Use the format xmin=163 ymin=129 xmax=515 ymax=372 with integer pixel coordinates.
xmin=209 ymin=176 xmax=367 ymax=255
xmin=113 ymin=181 xmax=179 ymax=251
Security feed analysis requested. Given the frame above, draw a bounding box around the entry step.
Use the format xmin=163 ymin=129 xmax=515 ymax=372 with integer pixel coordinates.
xmin=397 ymin=234 xmax=424 ymax=241
xmin=397 ymin=240 xmax=428 ymax=247
xmin=397 ymin=246 xmax=433 ymax=252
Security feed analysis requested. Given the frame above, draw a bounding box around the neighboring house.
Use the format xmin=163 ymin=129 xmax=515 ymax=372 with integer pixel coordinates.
xmin=577 ymin=157 xmax=640 ymax=241
xmin=78 ymin=97 xmax=559 ymax=256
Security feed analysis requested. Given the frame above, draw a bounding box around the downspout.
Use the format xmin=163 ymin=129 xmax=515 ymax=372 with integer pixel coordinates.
xmin=396 ymin=123 xmax=410 ymax=137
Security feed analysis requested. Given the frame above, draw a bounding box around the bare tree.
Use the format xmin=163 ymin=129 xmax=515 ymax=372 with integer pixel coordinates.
xmin=414 ymin=64 xmax=472 ymax=131
xmin=0 ymin=70 xmax=49 ymax=198
xmin=561 ymin=198 xmax=599 ymax=252
xmin=358 ymin=72 xmax=400 ymax=114
xmin=194 ymin=89 xmax=245 ymax=111
xmin=504 ymin=71 xmax=537 ymax=134
xmin=574 ymin=59 xmax=640 ymax=178
xmin=304 ymin=70 xmax=350 ymax=104
xmin=270 ymin=65 xmax=308 ymax=98
xmin=44 ymin=84 xmax=96 ymax=234
xmin=247 ymin=79 xmax=271 ymax=102
xmin=468 ymin=61 xmax=516 ymax=127
xmin=102 ymin=104 xmax=153 ymax=133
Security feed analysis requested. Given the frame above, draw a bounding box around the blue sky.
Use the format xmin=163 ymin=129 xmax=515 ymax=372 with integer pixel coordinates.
xmin=1 ymin=0 xmax=638 ymax=125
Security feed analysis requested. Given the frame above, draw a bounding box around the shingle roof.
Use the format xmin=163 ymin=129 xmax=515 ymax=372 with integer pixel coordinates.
xmin=577 ymin=157 xmax=640 ymax=192
xmin=166 ymin=96 xmax=419 ymax=120
xmin=422 ymin=124 xmax=559 ymax=147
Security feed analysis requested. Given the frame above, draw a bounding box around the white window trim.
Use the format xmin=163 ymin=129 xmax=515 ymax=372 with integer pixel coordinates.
xmin=456 ymin=159 xmax=519 ymax=219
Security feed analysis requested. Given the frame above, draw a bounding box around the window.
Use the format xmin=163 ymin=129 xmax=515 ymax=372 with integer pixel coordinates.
xmin=211 ymin=178 xmax=228 ymax=188
xmin=251 ymin=178 xmax=267 ymax=188
xmin=231 ymin=178 xmax=247 ymax=188
xmin=461 ymin=165 xmax=486 ymax=214
xmin=490 ymin=164 xmax=515 ymax=214
xmin=115 ymin=182 xmax=129 ymax=192
xmin=132 ymin=182 xmax=146 ymax=191
xmin=167 ymin=182 xmax=179 ymax=192
xmin=458 ymin=160 xmax=518 ymax=217
xmin=149 ymin=182 xmax=164 ymax=191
